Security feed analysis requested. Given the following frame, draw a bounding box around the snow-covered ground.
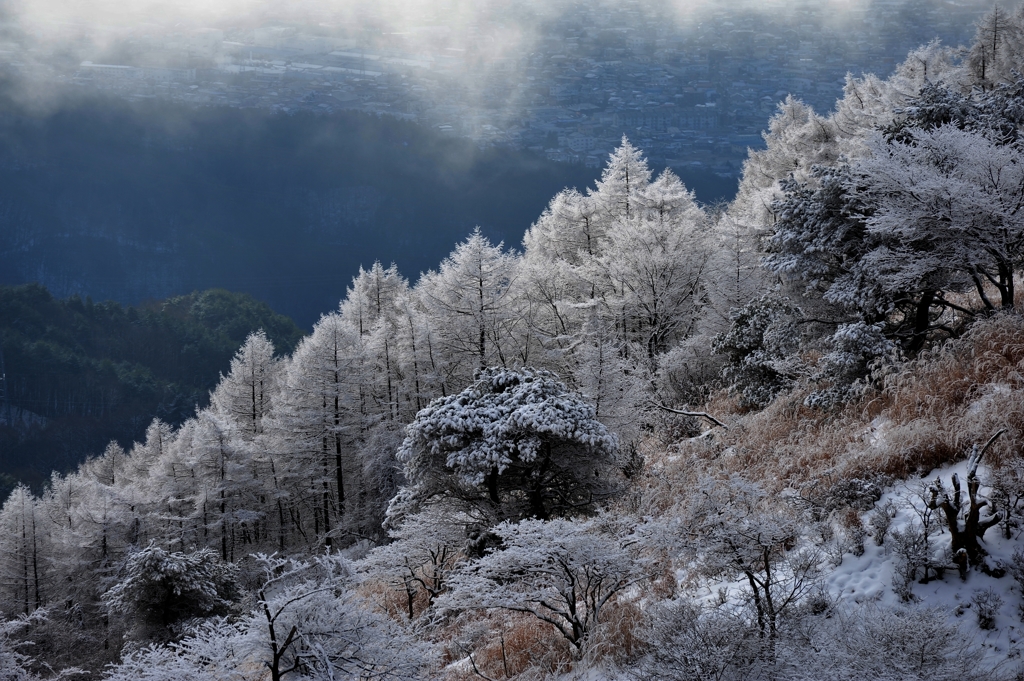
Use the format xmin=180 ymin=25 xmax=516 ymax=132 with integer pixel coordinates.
xmin=828 ymin=457 xmax=1024 ymax=670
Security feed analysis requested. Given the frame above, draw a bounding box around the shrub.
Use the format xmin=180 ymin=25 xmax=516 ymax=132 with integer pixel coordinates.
xmin=971 ymin=588 xmax=1003 ymax=630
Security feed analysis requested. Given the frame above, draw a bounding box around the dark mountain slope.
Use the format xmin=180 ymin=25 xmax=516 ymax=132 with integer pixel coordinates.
xmin=0 ymin=284 xmax=304 ymax=490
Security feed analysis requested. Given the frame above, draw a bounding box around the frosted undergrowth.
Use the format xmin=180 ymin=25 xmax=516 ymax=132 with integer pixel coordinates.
xmin=825 ymin=457 xmax=1024 ymax=671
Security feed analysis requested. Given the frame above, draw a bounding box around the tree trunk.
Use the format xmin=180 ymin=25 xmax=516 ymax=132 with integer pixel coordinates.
xmin=907 ymin=289 xmax=935 ymax=353
xmin=486 ymin=467 xmax=500 ymax=505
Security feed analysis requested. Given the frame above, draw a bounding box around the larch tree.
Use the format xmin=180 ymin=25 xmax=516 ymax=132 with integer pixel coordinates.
xmin=339 ymin=262 xmax=410 ymax=423
xmin=730 ymin=41 xmax=960 ymax=233
xmin=38 ymin=466 xmax=135 ymax=656
xmin=967 ymin=4 xmax=1024 ymax=89
xmin=415 ymin=229 xmax=525 ymax=392
xmin=393 ymin=290 xmax=441 ymax=412
xmin=601 ymin=172 xmax=712 ymax=361
xmin=270 ymin=312 xmax=364 ymax=547
xmin=187 ymin=411 xmax=259 ymax=561
xmin=702 ymin=213 xmax=766 ymax=334
xmin=0 ymin=486 xmax=45 ymax=616
xmin=593 ymin=135 xmax=652 ymax=221
xmin=520 ymin=188 xmax=605 ymax=360
xmin=561 ymin=319 xmax=649 ymax=447
xmin=210 ymin=330 xmax=279 ymax=440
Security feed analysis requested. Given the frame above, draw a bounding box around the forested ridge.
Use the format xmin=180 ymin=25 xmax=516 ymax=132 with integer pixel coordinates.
xmin=0 ymin=286 xmax=304 ymax=492
xmin=4 ymin=8 xmax=1024 ymax=680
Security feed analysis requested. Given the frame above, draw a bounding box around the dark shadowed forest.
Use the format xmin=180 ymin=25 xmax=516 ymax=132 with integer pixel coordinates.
xmin=0 ymin=285 xmax=304 ymax=491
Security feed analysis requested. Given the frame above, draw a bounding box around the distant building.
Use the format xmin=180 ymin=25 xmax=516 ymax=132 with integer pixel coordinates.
xmin=142 ymin=67 xmax=197 ymax=83
xmin=626 ymin=36 xmax=647 ymax=51
xmin=78 ymin=62 xmax=140 ymax=80
xmin=566 ymin=132 xmax=595 ymax=153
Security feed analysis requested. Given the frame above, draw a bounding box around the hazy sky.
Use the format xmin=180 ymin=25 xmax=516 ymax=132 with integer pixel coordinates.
xmin=3 ymin=0 xmax=964 ymax=44
xmin=0 ymin=0 xmax=997 ymax=117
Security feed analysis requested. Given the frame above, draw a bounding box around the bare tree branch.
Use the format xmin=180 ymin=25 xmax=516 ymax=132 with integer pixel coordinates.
xmin=650 ymin=402 xmax=729 ymax=429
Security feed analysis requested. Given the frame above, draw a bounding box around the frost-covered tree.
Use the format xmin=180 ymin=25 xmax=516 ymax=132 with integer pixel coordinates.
xmin=804 ymin=322 xmax=897 ymax=408
xmin=522 ymin=187 xmax=604 ymax=268
xmin=783 ymin=604 xmax=993 ymax=681
xmin=388 ymin=367 xmax=619 ymax=525
xmin=519 ymin=189 xmax=603 ymax=361
xmin=768 ymin=109 xmax=1024 ymax=355
xmin=36 ymin=467 xmax=133 ymax=659
xmin=393 ymin=290 xmax=441 ymax=413
xmin=856 ymin=125 xmax=1024 ymax=316
xmin=766 ymin=165 xmax=877 ymax=316
xmin=104 ymin=544 xmax=238 ymax=644
xmin=704 ymin=214 xmax=766 ymax=333
xmin=594 ymin=135 xmax=653 ymax=220
xmin=270 ymin=312 xmax=364 ymax=546
xmin=967 ymin=4 xmax=1024 ymax=90
xmin=712 ymin=295 xmax=804 ymax=408
xmin=416 ymin=229 xmax=525 ymax=391
xmin=520 ymin=141 xmax=713 ymax=421
xmin=340 ymin=262 xmax=411 ymax=423
xmin=210 ymin=330 xmax=278 ymax=439
xmin=884 ymin=79 xmax=1024 ymax=146
xmin=358 ymin=507 xmax=469 ymax=619
xmin=437 ymin=518 xmax=652 ymax=652
xmin=0 ymin=486 xmax=45 ymax=616
xmin=562 ymin=322 xmax=649 ymax=446
xmin=183 ymin=411 xmax=263 ymax=561
xmin=104 ymin=553 xmax=432 ymax=681
xmin=688 ymin=477 xmax=822 ymax=652
xmin=601 ymin=175 xmax=712 ymax=361
xmin=642 ymin=598 xmax=763 ymax=681
xmin=0 ymin=610 xmax=66 ymax=681
xmin=731 ymin=41 xmax=961 ymax=232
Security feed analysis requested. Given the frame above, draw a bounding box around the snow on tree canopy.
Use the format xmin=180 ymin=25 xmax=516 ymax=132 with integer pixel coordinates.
xmin=392 ymin=367 xmax=619 ymax=522
xmin=401 ymin=367 xmax=617 ymax=482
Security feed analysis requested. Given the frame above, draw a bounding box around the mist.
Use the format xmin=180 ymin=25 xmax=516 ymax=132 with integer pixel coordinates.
xmin=2 ymin=1 xmax=994 ymax=97
xmin=0 ymin=0 xmax=1000 ymax=324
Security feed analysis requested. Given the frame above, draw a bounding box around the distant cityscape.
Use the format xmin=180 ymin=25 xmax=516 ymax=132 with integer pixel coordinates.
xmin=1 ymin=0 xmax=994 ymax=177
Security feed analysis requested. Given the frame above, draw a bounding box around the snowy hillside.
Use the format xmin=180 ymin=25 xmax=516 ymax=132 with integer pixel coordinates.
xmin=3 ymin=5 xmax=1024 ymax=680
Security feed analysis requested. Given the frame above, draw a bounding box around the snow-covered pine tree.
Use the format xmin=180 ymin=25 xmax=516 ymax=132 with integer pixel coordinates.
xmin=387 ymin=367 xmax=619 ymax=525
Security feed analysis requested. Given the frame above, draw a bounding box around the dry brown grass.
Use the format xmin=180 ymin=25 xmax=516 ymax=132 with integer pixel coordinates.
xmin=642 ymin=313 xmax=1024 ymax=504
xmin=440 ymin=613 xmax=575 ymax=680
xmin=855 ymin=313 xmax=1024 ymax=478
xmin=356 ymin=576 xmax=430 ymax=622
xmin=587 ymin=600 xmax=647 ymax=665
